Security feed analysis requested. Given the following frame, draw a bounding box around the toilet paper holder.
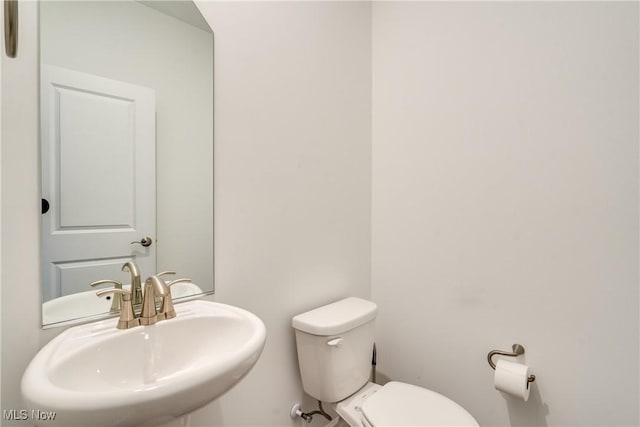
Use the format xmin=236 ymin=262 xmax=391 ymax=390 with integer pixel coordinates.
xmin=487 ymin=343 xmax=536 ymax=384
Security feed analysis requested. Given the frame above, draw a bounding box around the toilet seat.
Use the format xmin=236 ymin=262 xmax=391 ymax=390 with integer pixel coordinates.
xmin=337 ymin=382 xmax=478 ymax=427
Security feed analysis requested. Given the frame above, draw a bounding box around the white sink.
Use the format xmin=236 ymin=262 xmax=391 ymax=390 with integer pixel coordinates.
xmin=22 ymin=300 xmax=266 ymax=426
xmin=42 ymin=282 xmax=204 ymax=325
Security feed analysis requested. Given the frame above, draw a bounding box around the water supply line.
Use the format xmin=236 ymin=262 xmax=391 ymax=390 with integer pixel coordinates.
xmin=290 ymin=401 xmax=332 ymax=424
xmin=372 ymin=342 xmax=377 ymax=383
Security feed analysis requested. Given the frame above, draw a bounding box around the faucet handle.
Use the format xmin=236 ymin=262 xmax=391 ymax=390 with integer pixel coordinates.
xmin=157 ymin=271 xmax=176 ymax=278
xmin=90 ymin=280 xmax=123 ymax=311
xmin=96 ymin=288 xmax=140 ymax=329
xmin=167 ymin=278 xmax=192 ymax=287
xmin=95 ymin=288 xmax=130 ymax=298
xmin=91 ymin=279 xmax=123 ymax=288
xmin=158 ymin=278 xmax=192 ymax=320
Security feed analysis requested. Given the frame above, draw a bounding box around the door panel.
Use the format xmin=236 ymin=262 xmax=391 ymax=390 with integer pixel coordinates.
xmin=41 ymin=65 xmax=156 ymax=301
xmin=51 ymin=257 xmax=134 ymax=296
xmin=57 ymin=86 xmax=135 ymax=228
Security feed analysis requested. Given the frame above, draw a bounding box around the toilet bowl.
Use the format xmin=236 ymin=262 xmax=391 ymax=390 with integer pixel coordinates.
xmin=333 ymin=381 xmax=478 ymax=427
xmin=292 ymin=297 xmax=478 ymax=427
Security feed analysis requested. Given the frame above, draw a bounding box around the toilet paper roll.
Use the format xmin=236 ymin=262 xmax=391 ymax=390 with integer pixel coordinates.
xmin=494 ymin=359 xmax=531 ymax=401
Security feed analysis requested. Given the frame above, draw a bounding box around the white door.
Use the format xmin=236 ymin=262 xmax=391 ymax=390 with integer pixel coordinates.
xmin=41 ymin=65 xmax=156 ymax=300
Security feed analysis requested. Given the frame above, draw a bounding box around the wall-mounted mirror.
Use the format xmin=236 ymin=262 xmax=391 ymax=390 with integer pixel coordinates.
xmin=39 ymin=0 xmax=214 ymax=327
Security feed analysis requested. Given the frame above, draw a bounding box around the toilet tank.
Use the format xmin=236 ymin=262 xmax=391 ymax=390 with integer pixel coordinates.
xmin=292 ymin=297 xmax=377 ymax=403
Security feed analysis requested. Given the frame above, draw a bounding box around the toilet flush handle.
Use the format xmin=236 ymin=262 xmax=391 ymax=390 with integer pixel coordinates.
xmin=327 ymin=337 xmax=343 ymax=347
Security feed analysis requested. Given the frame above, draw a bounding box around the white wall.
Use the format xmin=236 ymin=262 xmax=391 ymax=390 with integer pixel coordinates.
xmin=371 ymin=2 xmax=639 ymax=426
xmin=0 ymin=0 xmax=4 ymax=413
xmin=40 ymin=1 xmax=214 ymax=292
xmin=190 ymin=2 xmax=372 ymax=425
xmin=1 ymin=1 xmax=41 ymax=422
xmin=3 ymin=2 xmax=638 ymax=427
xmin=1 ymin=1 xmax=372 ymax=426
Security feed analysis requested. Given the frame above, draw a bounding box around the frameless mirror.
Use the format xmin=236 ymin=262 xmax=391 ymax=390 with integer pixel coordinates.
xmin=39 ymin=0 xmax=214 ymax=327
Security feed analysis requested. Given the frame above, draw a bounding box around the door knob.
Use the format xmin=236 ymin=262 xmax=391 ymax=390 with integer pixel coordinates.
xmin=130 ymin=237 xmax=153 ymax=247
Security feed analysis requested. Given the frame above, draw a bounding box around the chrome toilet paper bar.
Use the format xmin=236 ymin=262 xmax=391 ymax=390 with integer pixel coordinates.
xmin=487 ymin=343 xmax=536 ymax=384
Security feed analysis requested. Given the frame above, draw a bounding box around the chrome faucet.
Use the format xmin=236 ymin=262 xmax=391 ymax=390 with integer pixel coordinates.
xmin=122 ymin=261 xmax=143 ymax=306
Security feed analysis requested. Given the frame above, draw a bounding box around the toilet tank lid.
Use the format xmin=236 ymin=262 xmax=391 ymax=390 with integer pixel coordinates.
xmin=292 ymin=297 xmax=377 ymax=336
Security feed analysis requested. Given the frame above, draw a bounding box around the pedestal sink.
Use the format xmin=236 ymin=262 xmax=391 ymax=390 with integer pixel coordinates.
xmin=22 ymin=300 xmax=266 ymax=427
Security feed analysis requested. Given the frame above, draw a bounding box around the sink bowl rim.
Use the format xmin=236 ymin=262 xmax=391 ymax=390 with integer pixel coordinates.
xmin=22 ymin=300 xmax=266 ymax=412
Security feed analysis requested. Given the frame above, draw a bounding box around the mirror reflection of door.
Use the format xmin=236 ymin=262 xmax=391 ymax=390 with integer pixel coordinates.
xmin=39 ymin=0 xmax=214 ymax=326
xmin=41 ymin=65 xmax=156 ymax=301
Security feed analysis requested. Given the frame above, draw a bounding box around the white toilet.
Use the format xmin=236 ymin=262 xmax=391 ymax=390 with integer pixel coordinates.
xmin=292 ymin=297 xmax=479 ymax=427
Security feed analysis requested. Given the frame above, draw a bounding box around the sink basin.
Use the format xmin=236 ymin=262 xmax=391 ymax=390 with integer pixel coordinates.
xmin=42 ymin=282 xmax=204 ymax=325
xmin=22 ymin=300 xmax=266 ymax=426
